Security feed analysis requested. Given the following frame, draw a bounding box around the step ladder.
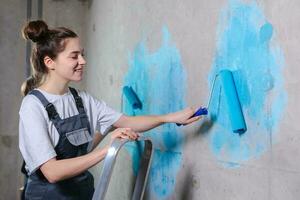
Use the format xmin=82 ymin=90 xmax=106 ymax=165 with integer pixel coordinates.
xmin=92 ymin=137 xmax=153 ymax=200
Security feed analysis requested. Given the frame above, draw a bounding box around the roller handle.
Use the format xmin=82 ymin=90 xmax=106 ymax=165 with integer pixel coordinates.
xmin=176 ymin=107 xmax=208 ymax=126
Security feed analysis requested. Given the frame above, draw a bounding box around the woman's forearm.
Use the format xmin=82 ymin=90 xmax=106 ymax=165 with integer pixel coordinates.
xmin=114 ymin=107 xmax=199 ymax=132
xmin=114 ymin=115 xmax=168 ymax=132
xmin=41 ymin=146 xmax=109 ymax=183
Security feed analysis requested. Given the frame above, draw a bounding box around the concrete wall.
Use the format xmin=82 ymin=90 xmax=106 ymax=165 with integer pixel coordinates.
xmin=85 ymin=0 xmax=300 ymax=200
xmin=0 ymin=1 xmax=26 ymax=199
xmin=0 ymin=0 xmax=87 ymax=199
xmin=1 ymin=0 xmax=300 ymax=199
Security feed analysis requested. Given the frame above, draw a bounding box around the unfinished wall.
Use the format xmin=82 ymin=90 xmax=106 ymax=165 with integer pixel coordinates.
xmin=85 ymin=0 xmax=300 ymax=199
xmin=2 ymin=0 xmax=299 ymax=199
xmin=0 ymin=1 xmax=26 ymax=199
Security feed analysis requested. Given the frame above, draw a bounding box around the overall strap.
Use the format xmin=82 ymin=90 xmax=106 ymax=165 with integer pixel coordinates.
xmin=29 ymin=90 xmax=61 ymax=121
xmin=69 ymin=87 xmax=85 ymax=114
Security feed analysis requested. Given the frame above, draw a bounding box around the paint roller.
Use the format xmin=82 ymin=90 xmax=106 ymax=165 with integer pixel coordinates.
xmin=122 ymin=86 xmax=142 ymax=109
xmin=218 ymin=70 xmax=247 ymax=133
xmin=177 ymin=69 xmax=247 ymax=134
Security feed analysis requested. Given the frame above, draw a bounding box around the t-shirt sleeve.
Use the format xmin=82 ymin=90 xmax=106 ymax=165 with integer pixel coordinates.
xmin=82 ymin=91 xmax=122 ymax=135
xmin=19 ymin=96 xmax=56 ymax=174
xmin=97 ymin=101 xmax=122 ymax=134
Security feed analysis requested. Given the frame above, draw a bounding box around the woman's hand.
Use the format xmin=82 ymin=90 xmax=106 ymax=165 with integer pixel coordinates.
xmin=165 ymin=107 xmax=202 ymax=125
xmin=109 ymin=128 xmax=139 ymax=145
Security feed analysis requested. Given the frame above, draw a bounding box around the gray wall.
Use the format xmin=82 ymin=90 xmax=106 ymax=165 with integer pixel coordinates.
xmin=85 ymin=0 xmax=300 ymax=200
xmin=1 ymin=0 xmax=300 ymax=199
xmin=0 ymin=1 xmax=26 ymax=199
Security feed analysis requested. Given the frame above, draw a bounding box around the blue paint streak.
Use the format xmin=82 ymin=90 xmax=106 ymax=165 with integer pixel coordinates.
xmin=123 ymin=27 xmax=186 ymax=198
xmin=209 ymin=0 xmax=287 ymax=167
xmin=147 ymin=150 xmax=181 ymax=199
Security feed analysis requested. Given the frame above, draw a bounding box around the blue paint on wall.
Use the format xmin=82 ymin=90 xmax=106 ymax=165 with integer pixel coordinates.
xmin=123 ymin=27 xmax=186 ymax=198
xmin=208 ymin=0 xmax=287 ymax=167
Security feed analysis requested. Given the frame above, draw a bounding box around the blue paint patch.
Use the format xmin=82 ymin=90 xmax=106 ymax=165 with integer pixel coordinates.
xmin=123 ymin=27 xmax=186 ymax=198
xmin=147 ymin=150 xmax=182 ymax=199
xmin=260 ymin=23 xmax=273 ymax=43
xmin=208 ymin=0 xmax=287 ymax=167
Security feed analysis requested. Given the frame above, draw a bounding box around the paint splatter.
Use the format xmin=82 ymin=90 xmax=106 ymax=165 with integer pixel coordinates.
xmin=208 ymin=0 xmax=287 ymax=167
xmin=123 ymin=27 xmax=186 ymax=198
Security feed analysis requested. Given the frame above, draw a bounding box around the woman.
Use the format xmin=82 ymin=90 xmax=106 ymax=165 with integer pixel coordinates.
xmin=19 ymin=20 xmax=200 ymax=199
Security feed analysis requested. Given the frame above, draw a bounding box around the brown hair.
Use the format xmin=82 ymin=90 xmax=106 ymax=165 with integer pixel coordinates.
xmin=21 ymin=20 xmax=78 ymax=96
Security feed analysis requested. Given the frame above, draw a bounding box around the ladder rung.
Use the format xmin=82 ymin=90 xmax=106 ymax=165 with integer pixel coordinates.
xmin=92 ymin=137 xmax=153 ymax=200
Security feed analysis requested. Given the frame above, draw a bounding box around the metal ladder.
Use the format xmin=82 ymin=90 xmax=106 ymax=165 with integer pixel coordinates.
xmin=92 ymin=137 xmax=153 ymax=200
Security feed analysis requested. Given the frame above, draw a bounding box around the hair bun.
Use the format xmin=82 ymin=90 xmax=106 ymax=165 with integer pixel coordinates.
xmin=22 ymin=20 xmax=49 ymax=43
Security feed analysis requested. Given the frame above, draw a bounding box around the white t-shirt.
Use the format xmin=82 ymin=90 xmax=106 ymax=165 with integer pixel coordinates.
xmin=19 ymin=88 xmax=122 ymax=174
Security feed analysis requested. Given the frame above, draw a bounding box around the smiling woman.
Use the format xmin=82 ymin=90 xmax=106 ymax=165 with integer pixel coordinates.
xmin=21 ymin=20 xmax=79 ymax=95
xmin=44 ymin=37 xmax=86 ymax=84
xmin=19 ymin=20 xmax=201 ymax=200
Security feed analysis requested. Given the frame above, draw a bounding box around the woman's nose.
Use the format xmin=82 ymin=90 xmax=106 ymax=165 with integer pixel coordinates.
xmin=79 ymin=54 xmax=86 ymax=65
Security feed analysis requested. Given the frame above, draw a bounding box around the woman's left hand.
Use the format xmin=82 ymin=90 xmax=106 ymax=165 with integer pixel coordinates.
xmin=165 ymin=107 xmax=202 ymax=125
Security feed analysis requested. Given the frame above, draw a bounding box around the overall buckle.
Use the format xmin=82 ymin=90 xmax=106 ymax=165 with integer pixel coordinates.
xmin=45 ymin=103 xmax=59 ymax=119
xmin=75 ymin=97 xmax=84 ymax=108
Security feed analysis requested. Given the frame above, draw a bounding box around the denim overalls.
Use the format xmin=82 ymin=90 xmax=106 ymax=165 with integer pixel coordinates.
xmin=24 ymin=87 xmax=94 ymax=200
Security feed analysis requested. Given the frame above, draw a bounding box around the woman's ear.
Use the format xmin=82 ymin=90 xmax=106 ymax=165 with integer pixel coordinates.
xmin=44 ymin=56 xmax=55 ymax=70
